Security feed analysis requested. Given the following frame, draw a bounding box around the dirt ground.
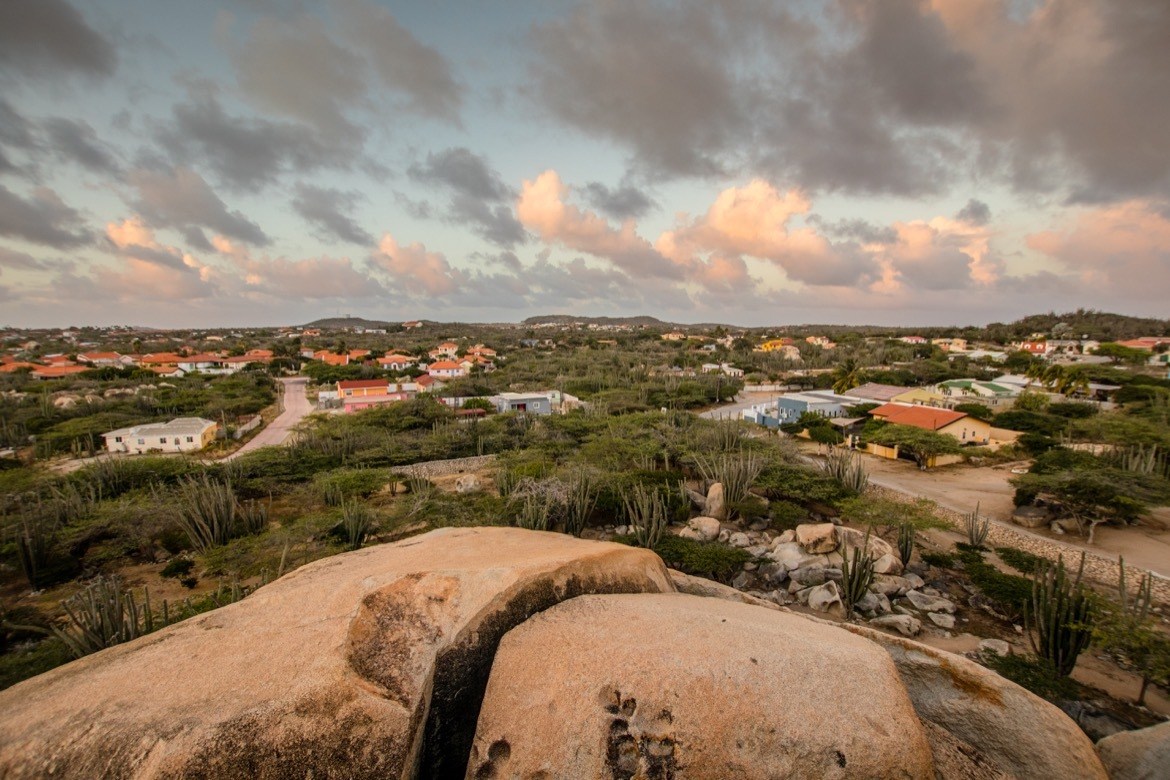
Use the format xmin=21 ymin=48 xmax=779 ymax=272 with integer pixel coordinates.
xmin=828 ymin=446 xmax=1170 ymax=580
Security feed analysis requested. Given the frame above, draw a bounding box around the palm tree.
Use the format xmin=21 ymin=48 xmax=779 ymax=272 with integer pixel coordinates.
xmin=832 ymin=358 xmax=864 ymax=394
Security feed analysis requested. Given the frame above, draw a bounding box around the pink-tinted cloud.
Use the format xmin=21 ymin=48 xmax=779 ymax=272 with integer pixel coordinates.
xmin=873 ymin=216 xmax=1000 ymax=292
xmin=656 ymin=180 xmax=861 ymax=287
xmin=516 ymin=170 xmax=683 ymax=280
xmin=97 ymin=216 xmax=216 ymax=300
xmin=372 ymin=233 xmax=465 ymax=295
xmin=1027 ymin=200 xmax=1170 ymax=298
xmin=211 ymin=235 xmax=385 ymax=299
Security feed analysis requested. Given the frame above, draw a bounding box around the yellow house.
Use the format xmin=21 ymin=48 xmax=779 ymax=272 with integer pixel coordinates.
xmin=756 ymin=339 xmax=794 ymax=352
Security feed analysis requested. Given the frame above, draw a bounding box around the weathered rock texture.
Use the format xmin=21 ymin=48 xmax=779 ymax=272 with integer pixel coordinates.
xmin=0 ymin=528 xmax=672 ymax=780
xmin=468 ymin=593 xmax=936 ymax=779
xmin=1097 ymin=719 xmax=1170 ymax=780
xmin=0 ymin=529 xmax=1109 ymax=780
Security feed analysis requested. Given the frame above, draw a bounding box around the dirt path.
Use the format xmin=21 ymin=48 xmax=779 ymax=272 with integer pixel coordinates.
xmin=806 ymin=444 xmax=1170 ymax=580
xmin=223 ymin=378 xmax=312 ymax=460
xmin=698 ymin=392 xmax=777 ymax=420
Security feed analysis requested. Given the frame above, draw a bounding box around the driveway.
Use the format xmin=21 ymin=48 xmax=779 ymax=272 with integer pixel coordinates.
xmin=224 ymin=377 xmax=312 ymax=460
xmin=698 ymin=392 xmax=777 ymax=420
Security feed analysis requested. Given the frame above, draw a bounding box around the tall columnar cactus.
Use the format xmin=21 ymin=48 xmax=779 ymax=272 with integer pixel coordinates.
xmin=840 ymin=532 xmax=875 ymax=622
xmin=52 ymin=576 xmax=157 ymax=659
xmin=965 ymin=502 xmax=990 ymax=548
xmin=1026 ymin=554 xmax=1094 ymax=678
xmin=622 ymin=483 xmax=668 ymax=549
xmin=896 ymin=523 xmax=916 ymax=568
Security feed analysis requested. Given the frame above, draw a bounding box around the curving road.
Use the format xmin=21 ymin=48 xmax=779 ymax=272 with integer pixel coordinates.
xmin=224 ymin=377 xmax=312 ymax=460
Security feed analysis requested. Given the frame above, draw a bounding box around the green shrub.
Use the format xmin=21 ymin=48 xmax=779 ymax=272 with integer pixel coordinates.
xmin=160 ymin=558 xmax=195 ymax=579
xmin=921 ymin=551 xmax=955 ymax=568
xmin=768 ymin=500 xmax=808 ymax=531
xmin=652 ymin=535 xmax=751 ymax=583
xmin=731 ymin=496 xmax=769 ymax=521
xmin=0 ymin=638 xmax=72 ymax=691
xmin=957 ymin=546 xmax=1033 ymax=619
xmin=995 ymin=546 xmax=1045 ymax=575
xmin=983 ymin=653 xmax=1080 ymax=702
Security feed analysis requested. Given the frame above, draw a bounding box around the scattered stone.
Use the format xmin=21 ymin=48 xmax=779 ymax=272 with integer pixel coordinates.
xmin=869 ymin=614 xmax=921 ymax=637
xmin=855 ymin=592 xmax=881 ymax=616
xmin=767 ymin=542 xmax=824 ymax=571
xmin=759 ymin=562 xmax=788 ymax=584
xmin=1011 ymin=506 xmax=1050 ymax=529
xmin=615 ymin=525 xmax=630 ymax=536
xmin=795 ymin=523 xmax=837 ymax=554
xmin=1050 ymin=522 xmax=1065 ymax=535
xmin=871 ymin=574 xmax=913 ymax=597
xmin=903 ymin=572 xmax=925 ymax=590
xmin=837 ymin=527 xmax=896 ymax=560
xmin=873 ymin=553 xmax=903 ymax=575
xmin=728 ymin=532 xmax=751 ymax=548
xmin=927 ymin=612 xmax=956 ymax=629
xmin=906 ymin=590 xmax=957 ymax=614
xmin=743 ymin=562 xmax=757 ymax=571
xmin=704 ymin=482 xmax=726 ymax=520
xmin=748 ymin=520 xmax=769 ymax=532
xmin=677 ymin=527 xmax=703 ymax=541
xmin=776 ymin=529 xmax=796 ymax=545
xmin=454 ymin=474 xmax=480 ymax=493
xmin=718 ymin=530 xmax=731 ymax=543
xmin=823 ymin=567 xmax=843 ymax=583
xmin=745 ymin=545 xmax=768 ymax=558
xmin=978 ymin=639 xmax=1011 ymax=657
xmin=732 ymin=571 xmax=753 ymax=590
xmin=687 ymin=516 xmax=721 ymax=542
xmin=789 ymin=564 xmax=827 ymax=587
xmin=807 ymin=581 xmax=841 ymax=613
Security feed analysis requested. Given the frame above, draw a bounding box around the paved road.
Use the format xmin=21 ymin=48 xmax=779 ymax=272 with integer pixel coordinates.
xmin=224 ymin=377 xmax=312 ymax=460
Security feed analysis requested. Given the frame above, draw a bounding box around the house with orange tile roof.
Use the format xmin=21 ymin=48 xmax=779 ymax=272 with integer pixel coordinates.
xmin=378 ymin=353 xmax=417 ymax=370
xmin=869 ymin=402 xmax=991 ymax=444
xmin=0 ymin=362 xmax=41 ymax=373
xmin=77 ymin=351 xmax=127 ymax=366
xmin=32 ymin=365 xmax=90 ymax=380
xmin=427 ymin=359 xmax=467 ymax=379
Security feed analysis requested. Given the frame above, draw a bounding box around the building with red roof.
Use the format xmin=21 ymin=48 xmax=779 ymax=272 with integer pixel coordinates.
xmin=869 ymin=403 xmax=991 ymax=444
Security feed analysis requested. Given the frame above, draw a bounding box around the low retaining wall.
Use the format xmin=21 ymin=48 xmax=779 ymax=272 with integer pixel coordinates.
xmin=398 ymin=454 xmax=498 ymax=479
xmin=867 ymin=484 xmax=1170 ymax=604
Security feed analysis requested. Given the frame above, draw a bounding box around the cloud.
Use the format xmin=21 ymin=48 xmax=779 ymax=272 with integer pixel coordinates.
xmin=408 ymin=147 xmax=527 ymax=248
xmin=656 ymin=180 xmax=865 ymax=287
xmin=372 ymin=234 xmax=466 ymax=296
xmin=129 ymin=166 xmax=270 ymax=246
xmin=0 ymin=0 xmax=116 ymax=82
xmin=956 ymin=198 xmax=991 ymax=226
xmin=528 ymin=0 xmax=1170 ymax=202
xmin=98 ymin=217 xmax=216 ymax=300
xmin=1027 ymin=200 xmax=1170 ymax=299
xmin=0 ymin=245 xmax=47 ymax=271
xmin=212 ymin=235 xmax=387 ymax=300
xmin=876 ymin=217 xmax=999 ymax=292
xmin=157 ymin=90 xmax=353 ymax=191
xmin=42 ymin=117 xmax=119 ymax=173
xmin=334 ymin=0 xmax=463 ymax=123
xmin=0 ymin=184 xmax=91 ymax=248
xmin=581 ymin=182 xmax=656 ymax=220
xmin=517 ymin=170 xmax=682 ymax=280
xmin=291 ymin=183 xmax=373 ymax=245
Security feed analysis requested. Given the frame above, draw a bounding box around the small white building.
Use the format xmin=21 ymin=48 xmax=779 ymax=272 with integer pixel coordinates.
xmin=103 ymin=418 xmax=218 ymax=455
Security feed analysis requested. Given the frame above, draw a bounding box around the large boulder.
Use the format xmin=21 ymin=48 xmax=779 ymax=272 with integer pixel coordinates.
xmin=768 ymin=541 xmax=826 ymax=570
xmin=837 ymin=526 xmax=897 ymax=560
xmin=686 ymin=515 xmax=721 ymax=541
xmin=0 ymin=528 xmax=673 ymax=780
xmin=831 ymin=619 xmax=1108 ymax=779
xmin=704 ymin=482 xmax=726 ymax=520
xmin=1097 ymin=720 xmax=1170 ymax=780
xmin=796 ymin=522 xmax=838 ymax=553
xmin=468 ymin=593 xmax=936 ymax=779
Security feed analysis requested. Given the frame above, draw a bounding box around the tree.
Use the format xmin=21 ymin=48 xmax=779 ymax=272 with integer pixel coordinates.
xmin=868 ymin=424 xmax=962 ymax=470
xmin=953 ymin=402 xmax=993 ymax=422
xmin=831 ymin=358 xmax=864 ymax=394
xmin=1095 ymin=342 xmax=1149 ymax=366
xmin=1093 ymin=559 xmax=1170 ymax=705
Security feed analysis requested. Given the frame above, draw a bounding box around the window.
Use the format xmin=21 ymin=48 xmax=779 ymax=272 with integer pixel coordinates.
xmin=115 ymin=436 xmax=123 ymax=443
xmin=138 ymin=439 xmax=145 ymax=445
xmin=186 ymin=436 xmax=194 ymax=443
xmin=160 ymin=438 xmax=167 ymax=444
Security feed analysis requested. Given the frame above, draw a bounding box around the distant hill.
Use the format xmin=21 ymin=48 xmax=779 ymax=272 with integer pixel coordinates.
xmin=985 ymin=310 xmax=1170 ymax=342
xmin=522 ymin=314 xmax=673 ymax=328
xmin=301 ymin=317 xmax=401 ymax=330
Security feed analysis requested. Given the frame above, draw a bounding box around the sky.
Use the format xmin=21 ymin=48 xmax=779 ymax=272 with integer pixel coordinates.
xmin=1 ymin=0 xmax=1168 ymax=329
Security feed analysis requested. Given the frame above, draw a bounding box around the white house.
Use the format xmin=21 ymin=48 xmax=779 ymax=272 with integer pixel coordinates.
xmin=103 ymin=418 xmax=218 ymax=454
xmin=427 ymin=360 xmax=468 ymax=379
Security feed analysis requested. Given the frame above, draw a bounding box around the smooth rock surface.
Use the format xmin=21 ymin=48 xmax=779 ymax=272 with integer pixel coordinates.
xmin=870 ymin=614 xmax=922 ymax=636
xmin=796 ymin=522 xmax=838 ymax=553
xmin=704 ymin=482 xmax=726 ymax=520
xmin=687 ymin=516 xmax=721 ymax=542
xmin=1097 ymin=720 xmax=1170 ymax=780
xmin=907 ymin=589 xmax=957 ymax=614
xmin=0 ymin=528 xmax=673 ymax=780
xmin=468 ymin=593 xmax=935 ymax=779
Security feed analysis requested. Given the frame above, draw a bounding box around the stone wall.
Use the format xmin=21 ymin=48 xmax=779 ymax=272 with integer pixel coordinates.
xmin=398 ymin=454 xmax=498 ymax=479
xmin=868 ymin=484 xmax=1170 ymax=604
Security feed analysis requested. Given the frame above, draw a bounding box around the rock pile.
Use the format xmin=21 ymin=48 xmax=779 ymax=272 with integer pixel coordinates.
xmin=0 ymin=528 xmax=1107 ymax=779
